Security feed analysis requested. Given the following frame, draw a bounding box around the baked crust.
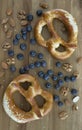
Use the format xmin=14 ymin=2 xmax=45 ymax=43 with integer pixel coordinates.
xmin=3 ymin=74 xmax=53 ymax=123
xmin=35 ymin=9 xmax=78 ymax=60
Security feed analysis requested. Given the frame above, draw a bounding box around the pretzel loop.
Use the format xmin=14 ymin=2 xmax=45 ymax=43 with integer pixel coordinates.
xmin=35 ymin=9 xmax=78 ymax=60
xmin=3 ymin=74 xmax=53 ymax=123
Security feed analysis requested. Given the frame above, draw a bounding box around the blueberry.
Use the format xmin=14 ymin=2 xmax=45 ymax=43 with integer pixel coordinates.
xmin=8 ymin=50 xmax=14 ymax=57
xmin=38 ymin=71 xmax=44 ymax=78
xmin=56 ymin=61 xmax=62 ymax=67
xmin=57 ymin=79 xmax=64 ymax=86
xmin=52 ymin=75 xmax=58 ymax=81
xmin=38 ymin=53 xmax=43 ymax=59
xmin=21 ymin=28 xmax=27 ymax=34
xmin=26 ymin=25 xmax=32 ymax=32
xmin=70 ymin=75 xmax=76 ymax=82
xmin=58 ymin=72 xmax=63 ymax=78
xmin=71 ymin=88 xmax=78 ymax=96
xmin=45 ymin=82 xmax=51 ymax=88
xmin=41 ymin=60 xmax=47 ymax=67
xmin=36 ymin=10 xmax=43 ymax=16
xmin=58 ymin=101 xmax=64 ymax=107
xmin=22 ymin=34 xmax=27 ymax=40
xmin=30 ymin=38 xmax=36 ymax=45
xmin=47 ymin=69 xmax=53 ymax=76
xmin=54 ymin=84 xmax=61 ymax=90
xmin=64 ymin=76 xmax=70 ymax=82
xmin=20 ymin=43 xmax=27 ymax=50
xmin=17 ymin=53 xmax=24 ymax=60
xmin=29 ymin=63 xmax=35 ymax=69
xmin=43 ymin=74 xmax=49 ymax=80
xmin=30 ymin=50 xmax=37 ymax=57
xmin=53 ymin=95 xmax=60 ymax=102
xmin=34 ymin=61 xmax=41 ymax=67
xmin=15 ymin=34 xmax=21 ymax=40
xmin=27 ymin=14 xmax=33 ymax=21
xmin=24 ymin=65 xmax=29 ymax=71
xmin=10 ymin=65 xmax=16 ymax=72
xmin=13 ymin=38 xmax=19 ymax=45
xmin=19 ymin=67 xmax=26 ymax=74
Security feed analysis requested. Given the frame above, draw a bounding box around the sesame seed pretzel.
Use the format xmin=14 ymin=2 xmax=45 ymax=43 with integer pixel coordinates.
xmin=3 ymin=74 xmax=53 ymax=123
xmin=35 ymin=9 xmax=78 ymax=60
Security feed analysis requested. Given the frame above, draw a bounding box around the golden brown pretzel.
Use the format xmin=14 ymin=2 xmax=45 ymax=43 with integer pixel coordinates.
xmin=35 ymin=9 xmax=78 ymax=60
xmin=3 ymin=74 xmax=53 ymax=123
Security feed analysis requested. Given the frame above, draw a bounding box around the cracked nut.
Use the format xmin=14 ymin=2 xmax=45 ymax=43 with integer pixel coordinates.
xmin=2 ymin=41 xmax=11 ymax=51
xmin=39 ymin=2 xmax=48 ymax=9
xmin=3 ymin=24 xmax=9 ymax=33
xmin=62 ymin=63 xmax=72 ymax=72
xmin=21 ymin=20 xmax=28 ymax=26
xmin=6 ymin=58 xmax=15 ymax=65
xmin=1 ymin=62 xmax=8 ymax=70
xmin=6 ymin=8 xmax=12 ymax=16
xmin=58 ymin=111 xmax=68 ymax=120
xmin=60 ymin=86 xmax=69 ymax=96
xmin=6 ymin=29 xmax=13 ymax=38
xmin=1 ymin=18 xmax=8 ymax=25
xmin=9 ymin=17 xmax=15 ymax=27
xmin=64 ymin=98 xmax=71 ymax=105
xmin=77 ymin=57 xmax=82 ymax=63
xmin=72 ymin=104 xmax=78 ymax=111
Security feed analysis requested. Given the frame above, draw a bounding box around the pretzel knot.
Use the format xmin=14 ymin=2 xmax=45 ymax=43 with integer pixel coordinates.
xmin=35 ymin=9 xmax=78 ymax=60
xmin=3 ymin=74 xmax=53 ymax=123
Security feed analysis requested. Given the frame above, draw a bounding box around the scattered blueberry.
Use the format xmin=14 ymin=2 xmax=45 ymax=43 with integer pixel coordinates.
xmin=57 ymin=79 xmax=64 ymax=86
xmin=58 ymin=72 xmax=63 ymax=78
xmin=43 ymin=73 xmax=49 ymax=80
xmin=64 ymin=76 xmax=70 ymax=82
xmin=27 ymin=14 xmax=33 ymax=21
xmin=36 ymin=10 xmax=43 ymax=16
xmin=58 ymin=101 xmax=64 ymax=107
xmin=30 ymin=38 xmax=36 ymax=45
xmin=30 ymin=50 xmax=37 ymax=57
xmin=13 ymin=38 xmax=19 ymax=45
xmin=26 ymin=25 xmax=32 ymax=32
xmin=29 ymin=63 xmax=35 ymax=69
xmin=38 ymin=71 xmax=44 ymax=78
xmin=8 ymin=50 xmax=14 ymax=57
xmin=53 ymin=95 xmax=60 ymax=102
xmin=52 ymin=75 xmax=58 ymax=81
xmin=10 ymin=65 xmax=16 ymax=72
xmin=20 ymin=43 xmax=27 ymax=50
xmin=24 ymin=65 xmax=29 ymax=71
xmin=34 ymin=61 xmax=41 ymax=67
xmin=54 ymin=84 xmax=61 ymax=90
xmin=17 ymin=53 xmax=24 ymax=60
xmin=15 ymin=34 xmax=21 ymax=40
xmin=22 ymin=34 xmax=27 ymax=40
xmin=45 ymin=82 xmax=51 ymax=88
xmin=37 ymin=53 xmax=43 ymax=59
xmin=70 ymin=75 xmax=76 ymax=82
xmin=71 ymin=88 xmax=78 ymax=96
xmin=56 ymin=61 xmax=62 ymax=67
xmin=47 ymin=69 xmax=53 ymax=76
xmin=21 ymin=28 xmax=27 ymax=34
xmin=19 ymin=67 xmax=26 ymax=74
xmin=41 ymin=60 xmax=47 ymax=67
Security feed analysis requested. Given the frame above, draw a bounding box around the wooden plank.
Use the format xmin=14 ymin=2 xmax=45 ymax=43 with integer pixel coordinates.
xmin=0 ymin=0 xmax=81 ymax=130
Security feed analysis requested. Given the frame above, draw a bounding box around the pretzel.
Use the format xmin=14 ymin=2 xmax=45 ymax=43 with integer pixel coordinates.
xmin=3 ymin=74 xmax=53 ymax=123
xmin=35 ymin=9 xmax=78 ymax=60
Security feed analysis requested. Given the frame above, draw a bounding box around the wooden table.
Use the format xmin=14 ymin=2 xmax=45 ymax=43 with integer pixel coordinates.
xmin=0 ymin=0 xmax=82 ymax=130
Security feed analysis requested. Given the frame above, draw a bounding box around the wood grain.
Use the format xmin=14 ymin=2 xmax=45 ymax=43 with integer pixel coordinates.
xmin=0 ymin=0 xmax=82 ymax=130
